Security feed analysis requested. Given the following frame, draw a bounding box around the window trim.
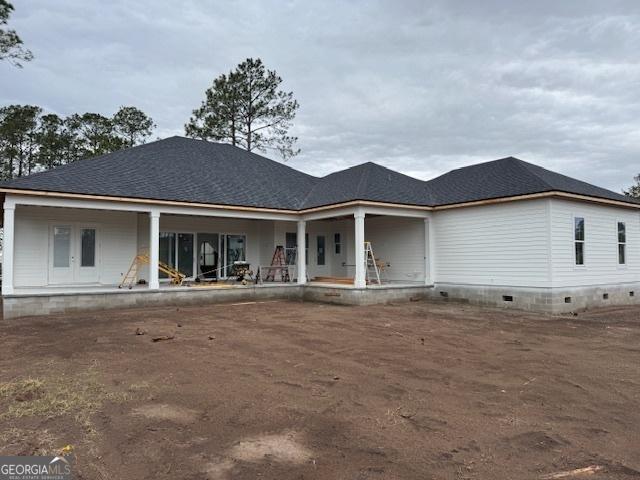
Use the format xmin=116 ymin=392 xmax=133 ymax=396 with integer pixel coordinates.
xmin=573 ymin=215 xmax=585 ymax=267
xmin=617 ymin=220 xmax=627 ymax=266
xmin=334 ymin=233 xmax=341 ymax=254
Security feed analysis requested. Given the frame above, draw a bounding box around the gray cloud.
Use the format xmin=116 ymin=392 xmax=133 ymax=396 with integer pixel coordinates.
xmin=2 ymin=0 xmax=640 ymax=191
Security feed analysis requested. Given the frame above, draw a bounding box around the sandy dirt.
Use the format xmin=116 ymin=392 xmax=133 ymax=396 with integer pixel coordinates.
xmin=1 ymin=299 xmax=639 ymax=479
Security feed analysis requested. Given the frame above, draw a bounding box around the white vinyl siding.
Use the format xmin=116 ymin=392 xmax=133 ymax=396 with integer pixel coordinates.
xmin=13 ymin=205 xmax=137 ymax=287
xmin=363 ymin=216 xmax=426 ymax=282
xmin=434 ymin=199 xmax=550 ymax=287
xmin=549 ymin=199 xmax=640 ymax=287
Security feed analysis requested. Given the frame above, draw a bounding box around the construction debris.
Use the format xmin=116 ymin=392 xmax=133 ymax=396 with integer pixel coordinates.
xmin=540 ymin=465 xmax=604 ymax=479
xmin=151 ymin=335 xmax=175 ymax=342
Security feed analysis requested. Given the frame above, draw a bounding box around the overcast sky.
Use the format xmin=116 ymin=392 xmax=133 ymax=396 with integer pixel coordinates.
xmin=2 ymin=0 xmax=640 ymax=191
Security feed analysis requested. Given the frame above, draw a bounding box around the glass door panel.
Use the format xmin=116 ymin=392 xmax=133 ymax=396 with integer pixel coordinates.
xmin=76 ymin=227 xmax=98 ymax=283
xmin=51 ymin=225 xmax=73 ymax=284
xmin=225 ymin=235 xmax=246 ymax=276
xmin=80 ymin=229 xmax=96 ymax=267
xmin=198 ymin=233 xmax=219 ymax=279
xmin=177 ymin=233 xmax=194 ymax=278
xmin=159 ymin=232 xmax=176 ymax=279
xmin=53 ymin=226 xmax=71 ymax=268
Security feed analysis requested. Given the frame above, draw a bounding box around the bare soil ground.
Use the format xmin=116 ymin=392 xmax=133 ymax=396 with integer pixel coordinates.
xmin=1 ymin=300 xmax=639 ymax=479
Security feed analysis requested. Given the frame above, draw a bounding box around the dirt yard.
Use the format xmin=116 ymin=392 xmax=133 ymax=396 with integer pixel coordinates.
xmin=1 ymin=300 xmax=639 ymax=479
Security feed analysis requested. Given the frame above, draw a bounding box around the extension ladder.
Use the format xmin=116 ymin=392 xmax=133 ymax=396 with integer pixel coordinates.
xmin=119 ymin=253 xmax=186 ymax=289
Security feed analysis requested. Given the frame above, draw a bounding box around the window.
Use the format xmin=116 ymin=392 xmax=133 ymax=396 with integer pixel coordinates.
xmin=618 ymin=222 xmax=626 ymax=265
xmin=334 ymin=233 xmax=341 ymax=254
xmin=284 ymin=232 xmax=310 ymax=265
xmin=80 ymin=228 xmax=96 ymax=267
xmin=574 ymin=217 xmax=585 ymax=265
xmin=317 ymin=235 xmax=326 ymax=265
xmin=285 ymin=232 xmax=297 ymax=264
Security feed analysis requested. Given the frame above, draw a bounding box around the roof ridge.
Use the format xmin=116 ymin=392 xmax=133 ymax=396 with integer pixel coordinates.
xmin=356 ymin=163 xmax=373 ymax=198
xmin=508 ymin=158 xmax=555 ymax=191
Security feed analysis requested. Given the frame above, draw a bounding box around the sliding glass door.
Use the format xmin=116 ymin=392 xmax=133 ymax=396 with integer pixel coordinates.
xmin=224 ymin=234 xmax=246 ymax=277
xmin=159 ymin=232 xmax=193 ymax=279
xmin=177 ymin=233 xmax=194 ymax=278
xmin=198 ymin=233 xmax=219 ymax=279
xmin=158 ymin=231 xmax=246 ymax=280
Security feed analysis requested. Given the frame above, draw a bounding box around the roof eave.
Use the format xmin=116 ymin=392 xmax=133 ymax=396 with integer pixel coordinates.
xmin=1 ymin=188 xmax=638 ymax=216
xmin=432 ymin=191 xmax=640 ymax=211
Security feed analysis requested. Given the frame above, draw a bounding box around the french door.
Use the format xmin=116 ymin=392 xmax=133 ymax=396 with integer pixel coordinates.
xmin=50 ymin=224 xmax=99 ymax=284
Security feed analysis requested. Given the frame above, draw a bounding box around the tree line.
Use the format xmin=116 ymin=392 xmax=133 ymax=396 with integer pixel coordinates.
xmin=0 ymin=105 xmax=155 ymax=180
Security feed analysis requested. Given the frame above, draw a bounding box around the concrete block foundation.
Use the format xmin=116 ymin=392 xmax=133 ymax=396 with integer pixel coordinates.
xmin=431 ymin=282 xmax=640 ymax=314
xmin=3 ymin=281 xmax=639 ymax=319
xmin=303 ymin=284 xmax=430 ymax=306
xmin=2 ymin=284 xmax=303 ymax=320
xmin=2 ymin=283 xmax=433 ymax=319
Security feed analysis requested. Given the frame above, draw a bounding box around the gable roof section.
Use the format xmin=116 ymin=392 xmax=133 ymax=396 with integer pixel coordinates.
xmin=0 ymin=137 xmax=636 ymax=210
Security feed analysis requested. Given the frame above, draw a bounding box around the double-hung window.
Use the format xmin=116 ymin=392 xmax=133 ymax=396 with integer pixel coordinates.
xmin=618 ymin=222 xmax=626 ymax=265
xmin=334 ymin=233 xmax=341 ymax=254
xmin=574 ymin=217 xmax=585 ymax=265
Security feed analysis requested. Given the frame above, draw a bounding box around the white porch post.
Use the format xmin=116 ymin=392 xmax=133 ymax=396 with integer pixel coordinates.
xmin=2 ymin=200 xmax=15 ymax=295
xmin=427 ymin=215 xmax=436 ymax=285
xmin=424 ymin=217 xmax=430 ymax=285
xmin=354 ymin=209 xmax=366 ymax=288
xmin=297 ymin=220 xmax=306 ymax=284
xmin=149 ymin=210 xmax=160 ymax=290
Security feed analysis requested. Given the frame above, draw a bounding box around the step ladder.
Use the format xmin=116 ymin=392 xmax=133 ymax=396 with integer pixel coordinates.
xmin=119 ymin=252 xmax=186 ymax=289
xmin=263 ymin=245 xmax=291 ymax=282
xmin=364 ymin=241 xmax=381 ymax=285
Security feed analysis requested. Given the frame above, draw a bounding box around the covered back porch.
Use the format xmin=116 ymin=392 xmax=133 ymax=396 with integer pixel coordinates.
xmin=2 ymin=193 xmax=435 ymax=318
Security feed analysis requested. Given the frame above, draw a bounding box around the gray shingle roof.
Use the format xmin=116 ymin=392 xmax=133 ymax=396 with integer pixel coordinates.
xmin=0 ymin=137 xmax=318 ymax=210
xmin=0 ymin=137 xmax=636 ymax=210
xmin=425 ymin=157 xmax=636 ymax=206
xmin=300 ymin=162 xmax=434 ymax=209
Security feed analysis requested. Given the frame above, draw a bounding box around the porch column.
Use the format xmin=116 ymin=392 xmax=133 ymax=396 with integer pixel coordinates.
xmin=354 ymin=209 xmax=366 ymax=288
xmin=424 ymin=217 xmax=430 ymax=285
xmin=149 ymin=210 xmax=160 ymax=290
xmin=297 ymin=220 xmax=306 ymax=284
xmin=427 ymin=215 xmax=436 ymax=285
xmin=2 ymin=201 xmax=15 ymax=295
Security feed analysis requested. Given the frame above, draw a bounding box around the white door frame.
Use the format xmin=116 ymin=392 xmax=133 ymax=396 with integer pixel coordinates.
xmin=48 ymin=222 xmax=100 ymax=285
